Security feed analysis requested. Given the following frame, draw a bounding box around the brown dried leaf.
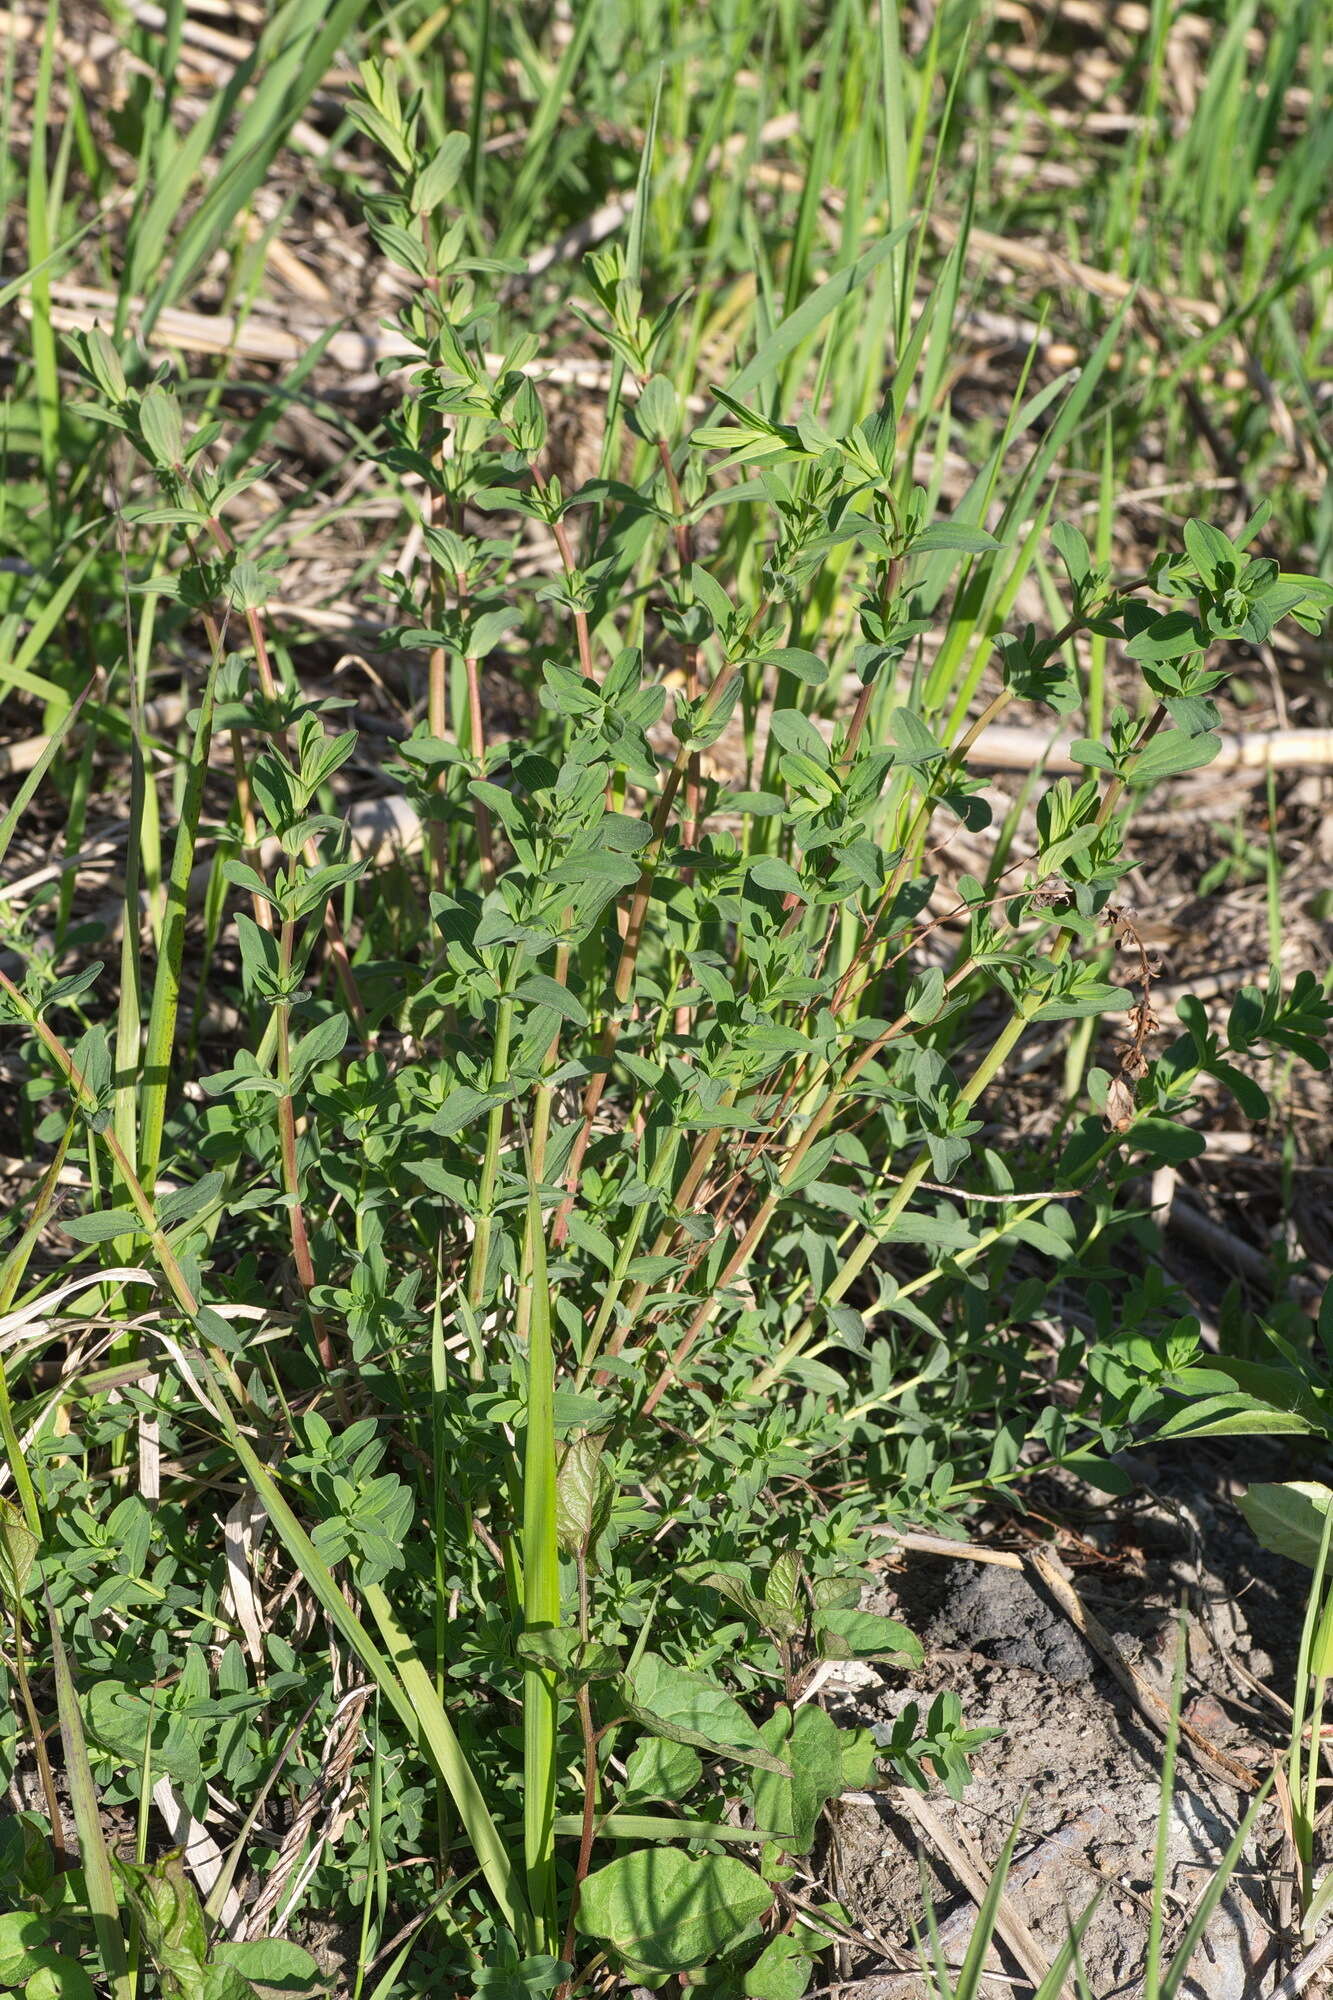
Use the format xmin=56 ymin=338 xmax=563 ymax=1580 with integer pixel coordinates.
xmin=1105 ymin=1076 xmax=1138 ymax=1132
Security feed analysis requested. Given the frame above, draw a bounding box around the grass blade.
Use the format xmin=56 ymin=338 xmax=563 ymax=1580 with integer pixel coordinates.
xmin=724 ymin=225 xmax=913 ymax=407
xmin=521 ymin=1176 xmax=560 ymax=1946
xmin=46 ymin=1593 xmax=133 ymax=2000
xmin=0 ymin=673 xmax=95 ymax=870
xmin=206 ymin=1403 xmax=531 ymax=1943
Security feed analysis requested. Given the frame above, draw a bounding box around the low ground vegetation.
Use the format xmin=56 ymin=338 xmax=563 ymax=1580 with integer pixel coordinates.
xmin=2 ymin=3 xmax=1333 ymax=1995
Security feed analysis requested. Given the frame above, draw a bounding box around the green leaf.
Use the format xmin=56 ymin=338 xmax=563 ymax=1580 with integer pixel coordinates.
xmin=41 ymin=963 xmax=104 ymax=1013
xmin=1131 ymin=730 xmax=1220 ymax=782
xmin=764 ymin=647 xmax=827 ymax=686
xmin=138 ymin=385 xmax=185 ymax=470
xmin=1050 ymin=519 xmax=1091 ymax=586
xmin=622 ymin=1654 xmax=791 ymax=1775
xmin=467 ymin=608 xmax=521 ymax=659
xmin=0 ymin=1496 xmax=40 ymax=1601
xmin=428 ymin=1086 xmax=508 ymax=1138
xmin=210 ymin=1940 xmax=322 ymax=1993
xmin=412 ymin=132 xmax=470 ymax=214
xmin=234 ymin=913 xmax=281 ymax=992
xmin=23 ymin=1954 xmax=97 ymax=2000
xmin=1067 ymin=739 xmax=1114 ymax=771
xmin=768 ymin=709 xmax=828 ymax=763
xmin=516 ymin=1631 xmax=619 ymax=1688
xmin=1032 ymin=983 xmax=1133 ymax=1022
xmin=288 ymin=1014 xmax=349 ymax=1087
xmin=889 ymin=708 xmax=942 ymax=762
xmin=554 ymin=1431 xmax=611 ymax=1556
xmin=0 ymin=1914 xmax=50 ymax=1986
xmin=516 ymin=974 xmax=587 ymax=1026
xmin=1126 ymin=1120 xmax=1206 ymax=1165
xmin=1236 ymin=1482 xmax=1333 ymax=1569
xmin=907 ymin=522 xmax=1003 ymax=555
xmin=157 ymin=1172 xmax=226 ymax=1231
xmin=632 ymin=373 xmax=678 ymax=442
xmin=62 ymin=1207 xmax=143 ymax=1243
xmin=749 ymin=1704 xmax=845 ymax=1855
xmin=1124 ymin=611 xmax=1203 ymax=662
xmin=681 ymin=1566 xmax=771 ymax=1627
xmin=1183 ymin=518 xmax=1235 ymax=585
xmin=764 ymin=1550 xmax=802 ymax=1616
xmin=576 ymin=1849 xmax=773 ymax=1973
xmin=907 ymin=966 xmax=946 ymax=1022
xmin=1151 ymin=1398 xmax=1315 ymax=1442
xmin=838 ymin=1726 xmax=880 ymax=1789
xmin=815 ymin=1607 xmax=922 ymax=1665
xmin=622 ymin=1736 xmax=703 ymax=1804
xmin=728 ymin=791 xmax=786 ymax=816
xmin=743 ymin=1929 xmax=820 ymax=2000
xmin=723 ymin=227 xmax=911 ymax=402
xmin=749 ymin=857 xmax=804 ymax=897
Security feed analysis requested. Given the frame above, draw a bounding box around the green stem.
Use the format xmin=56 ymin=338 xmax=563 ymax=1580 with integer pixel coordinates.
xmin=466 ymin=988 xmax=516 ymax=1348
xmin=274 ymin=917 xmax=340 ymax=1393
xmin=642 ymin=698 xmax=1171 ymax=1414
xmin=139 ymin=656 xmax=218 ymax=1190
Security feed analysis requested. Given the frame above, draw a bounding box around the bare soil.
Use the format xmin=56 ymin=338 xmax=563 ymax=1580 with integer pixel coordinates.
xmin=820 ymin=1447 xmax=1317 ymax=1998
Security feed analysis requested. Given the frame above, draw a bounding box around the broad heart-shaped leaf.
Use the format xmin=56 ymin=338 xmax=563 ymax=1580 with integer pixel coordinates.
xmin=1237 ymin=1482 xmax=1333 ymax=1569
xmin=815 ymin=1607 xmax=922 ymax=1666
xmin=22 ymin=1949 xmax=97 ymax=2000
xmin=622 ymin=1735 xmax=703 ymax=1804
xmin=0 ymin=1913 xmax=50 ymax=1985
xmin=576 ymin=1848 xmax=773 ymax=1972
xmin=743 ymin=1927 xmax=822 ymax=2000
xmin=198 ymin=1967 xmax=255 ymax=2000
xmin=516 ymin=1629 xmax=619 ymax=1691
xmin=210 ymin=1940 xmax=322 ymax=1994
xmin=621 ymin=1654 xmax=791 ymax=1775
xmin=838 ymin=1725 xmax=880 ymax=1789
xmin=749 ymin=1703 xmax=845 ymax=1855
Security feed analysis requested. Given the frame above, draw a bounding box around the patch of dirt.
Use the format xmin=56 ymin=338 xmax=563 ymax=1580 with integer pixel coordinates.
xmin=824 ymin=1447 xmax=1323 ymax=1998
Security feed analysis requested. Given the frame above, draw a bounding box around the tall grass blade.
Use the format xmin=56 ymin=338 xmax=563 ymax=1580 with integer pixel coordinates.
xmin=1155 ymin=1773 xmax=1274 ymax=1999
xmin=724 ymin=225 xmax=912 ymax=407
xmin=140 ymin=0 xmax=365 ymax=334
xmin=204 ymin=1403 xmax=530 ymax=1940
xmin=950 ymin=1807 xmax=1025 ymax=2000
xmin=521 ymin=1177 xmax=560 ymax=1947
xmin=0 ymin=674 xmax=94 ymax=870
xmin=46 ymin=1594 xmax=133 ymax=2000
xmin=23 ymin=0 xmax=60 ymax=491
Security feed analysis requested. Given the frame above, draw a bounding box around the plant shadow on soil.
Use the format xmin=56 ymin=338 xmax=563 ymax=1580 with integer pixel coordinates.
xmin=826 ymin=1440 xmax=1321 ymax=1999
